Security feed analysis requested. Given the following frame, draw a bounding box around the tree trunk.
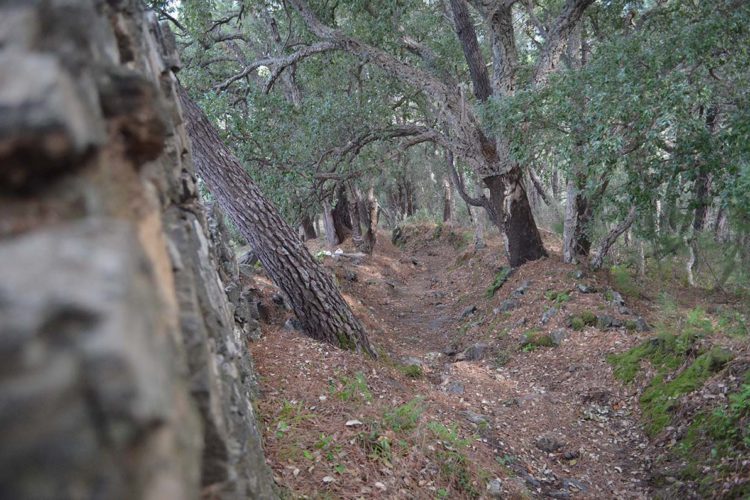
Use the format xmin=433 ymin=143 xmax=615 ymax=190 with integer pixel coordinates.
xmin=362 ymin=186 xmax=378 ymax=252
xmin=347 ymin=184 xmax=367 ymax=252
xmin=485 ymin=170 xmax=547 ymax=267
xmin=322 ymin=200 xmax=339 ymax=247
xmin=300 ymin=214 xmax=317 ymax=240
xmin=442 ymin=176 xmax=453 ymax=223
xmin=178 ymin=86 xmax=374 ymax=356
xmin=332 ymin=185 xmax=352 ymax=243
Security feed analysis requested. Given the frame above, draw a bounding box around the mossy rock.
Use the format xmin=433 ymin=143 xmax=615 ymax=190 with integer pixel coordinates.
xmin=569 ymin=310 xmax=597 ymax=331
xmin=520 ymin=329 xmax=555 ymax=349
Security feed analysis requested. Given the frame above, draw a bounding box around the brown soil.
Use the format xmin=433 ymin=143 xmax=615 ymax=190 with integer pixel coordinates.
xmin=248 ymin=225 xmax=659 ymax=499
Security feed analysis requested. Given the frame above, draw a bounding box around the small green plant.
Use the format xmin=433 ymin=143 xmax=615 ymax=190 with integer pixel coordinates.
xmin=398 ymin=364 xmax=423 ymax=379
xmin=545 ymin=290 xmax=571 ymax=304
xmin=486 ymin=267 xmax=512 ymax=298
xmin=493 ymin=350 xmax=512 ymax=367
xmin=356 ymin=424 xmax=393 ymax=464
xmin=610 ymin=264 xmax=639 ymax=297
xmin=426 ymin=422 xmax=477 ymax=497
xmin=332 ymin=372 xmax=372 ymax=402
xmin=384 ymin=398 xmax=424 ymax=432
xmin=273 ymin=400 xmax=313 ymax=438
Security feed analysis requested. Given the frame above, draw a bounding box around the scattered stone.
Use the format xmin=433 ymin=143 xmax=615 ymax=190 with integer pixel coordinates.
xmin=512 ymin=317 xmax=528 ymax=329
xmin=520 ymin=472 xmax=541 ymax=489
xmin=487 ymin=478 xmax=503 ymax=498
xmin=563 ymin=450 xmax=580 ymax=460
xmin=573 ymin=270 xmax=585 ymax=279
xmin=608 ymin=289 xmax=625 ymax=307
xmin=597 ymin=315 xmax=623 ymax=329
xmin=562 ymin=478 xmax=588 ymax=492
xmin=424 ymin=352 xmax=442 ymax=363
xmin=494 ymin=299 xmax=519 ymax=314
xmin=635 ymin=317 xmax=651 ymax=332
xmin=464 ymin=410 xmax=489 ymax=425
xmin=344 ymin=270 xmax=357 ymax=282
xmin=283 ymin=317 xmax=303 ymax=331
xmin=272 ymin=293 xmax=286 ymax=307
xmin=460 ymin=342 xmax=489 ymax=361
xmin=535 ymin=434 xmax=566 ymax=453
xmin=549 ymin=489 xmax=571 ymax=499
xmin=443 ymin=344 xmax=460 ymax=356
xmin=511 ymin=280 xmax=531 ymax=298
xmin=550 ymin=328 xmax=568 ymax=346
xmin=576 ymin=283 xmax=595 ymax=294
xmin=345 ymin=419 xmax=363 ymax=427
xmin=460 ymin=304 xmax=477 ymax=319
xmin=402 ymin=356 xmax=423 ymax=367
xmin=446 ymin=381 xmax=465 ymax=394
xmin=374 ymin=481 xmax=387 ymax=491
xmin=323 ymin=476 xmax=335 ymax=484
xmin=541 ymin=307 xmax=558 ymax=325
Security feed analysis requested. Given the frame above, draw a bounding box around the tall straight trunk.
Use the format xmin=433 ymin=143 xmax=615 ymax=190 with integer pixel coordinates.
xmin=405 ymin=179 xmax=416 ymax=217
xmin=322 ymin=201 xmax=339 ymax=247
xmin=300 ymin=214 xmax=317 ymax=240
xmin=332 ymin=185 xmax=352 ymax=243
xmin=178 ymin=87 xmax=374 ymax=356
xmin=347 ymin=184 xmax=367 ymax=252
xmin=362 ymin=186 xmax=378 ymax=252
xmin=442 ymin=176 xmax=453 ymax=223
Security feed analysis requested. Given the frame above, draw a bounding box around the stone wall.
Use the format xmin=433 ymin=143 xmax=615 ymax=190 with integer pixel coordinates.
xmin=0 ymin=1 xmax=276 ymax=498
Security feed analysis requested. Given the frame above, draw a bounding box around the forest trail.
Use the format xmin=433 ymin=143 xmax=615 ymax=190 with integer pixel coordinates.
xmin=249 ymin=226 xmax=658 ymax=499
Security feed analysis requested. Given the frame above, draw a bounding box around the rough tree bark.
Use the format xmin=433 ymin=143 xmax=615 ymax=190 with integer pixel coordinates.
xmin=363 ymin=185 xmax=379 ymax=252
xmin=178 ymin=86 xmax=374 ymax=356
xmin=332 ymin=185 xmax=353 ymax=243
xmin=322 ymin=200 xmax=339 ymax=246
xmin=442 ymin=176 xmax=453 ymax=223
xmin=300 ymin=214 xmax=317 ymax=240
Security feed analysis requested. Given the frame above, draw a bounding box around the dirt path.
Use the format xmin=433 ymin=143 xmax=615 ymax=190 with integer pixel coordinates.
xmin=251 ymin=228 xmax=654 ymax=498
xmin=370 ymin=238 xmax=652 ymax=498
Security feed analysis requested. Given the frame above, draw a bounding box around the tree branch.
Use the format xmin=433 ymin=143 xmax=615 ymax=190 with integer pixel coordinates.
xmin=589 ymin=205 xmax=637 ymax=270
xmin=214 ymin=41 xmax=338 ymax=92
xmin=447 ymin=150 xmax=487 ymax=207
xmin=532 ymin=0 xmax=594 ymax=86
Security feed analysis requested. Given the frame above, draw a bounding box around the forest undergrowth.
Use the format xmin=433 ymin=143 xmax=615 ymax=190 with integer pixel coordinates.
xmin=244 ymin=225 xmax=748 ymax=499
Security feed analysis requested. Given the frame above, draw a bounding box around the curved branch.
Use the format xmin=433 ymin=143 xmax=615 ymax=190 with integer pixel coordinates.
xmin=447 ymin=150 xmax=487 ymax=208
xmin=589 ymin=206 xmax=637 ymax=270
xmin=214 ymin=41 xmax=338 ymax=92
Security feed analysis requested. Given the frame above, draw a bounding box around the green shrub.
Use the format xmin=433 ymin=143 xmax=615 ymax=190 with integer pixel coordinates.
xmin=486 ymin=267 xmax=512 ymax=298
xmin=384 ymin=398 xmax=424 ymax=432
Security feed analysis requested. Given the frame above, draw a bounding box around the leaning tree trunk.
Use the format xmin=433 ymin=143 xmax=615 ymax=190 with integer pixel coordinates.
xmin=484 ymin=169 xmax=547 ymax=267
xmin=178 ymin=86 xmax=374 ymax=356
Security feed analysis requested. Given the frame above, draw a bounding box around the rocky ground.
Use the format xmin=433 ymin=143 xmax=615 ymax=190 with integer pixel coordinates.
xmin=244 ymin=224 xmax=748 ymax=499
